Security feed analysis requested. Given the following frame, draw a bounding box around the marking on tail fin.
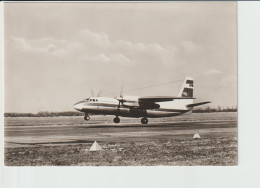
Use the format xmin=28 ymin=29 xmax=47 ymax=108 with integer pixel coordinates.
xmin=178 ymin=77 xmax=194 ymax=98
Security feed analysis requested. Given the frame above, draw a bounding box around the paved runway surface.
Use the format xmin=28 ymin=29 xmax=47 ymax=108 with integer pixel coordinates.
xmin=5 ymin=119 xmax=237 ymax=148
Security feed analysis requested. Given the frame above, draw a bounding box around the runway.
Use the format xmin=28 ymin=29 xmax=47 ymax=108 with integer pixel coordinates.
xmin=4 ymin=119 xmax=237 ymax=148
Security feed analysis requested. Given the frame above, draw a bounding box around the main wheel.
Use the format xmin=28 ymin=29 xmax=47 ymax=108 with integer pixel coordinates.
xmin=84 ymin=115 xmax=90 ymax=121
xmin=141 ymin=117 xmax=148 ymax=124
xmin=113 ymin=117 xmax=120 ymax=123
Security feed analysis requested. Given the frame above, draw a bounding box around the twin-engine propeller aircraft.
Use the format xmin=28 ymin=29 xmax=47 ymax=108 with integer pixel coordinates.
xmin=73 ymin=77 xmax=210 ymax=124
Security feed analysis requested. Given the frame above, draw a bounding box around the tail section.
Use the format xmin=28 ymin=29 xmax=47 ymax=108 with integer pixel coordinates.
xmin=178 ymin=77 xmax=194 ymax=98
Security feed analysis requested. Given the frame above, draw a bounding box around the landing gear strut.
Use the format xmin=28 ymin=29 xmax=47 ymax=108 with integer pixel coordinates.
xmin=141 ymin=117 xmax=148 ymax=124
xmin=113 ymin=116 xmax=120 ymax=123
xmin=84 ymin=114 xmax=90 ymax=121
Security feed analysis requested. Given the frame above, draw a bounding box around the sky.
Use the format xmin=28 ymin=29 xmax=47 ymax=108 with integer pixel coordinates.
xmin=4 ymin=2 xmax=237 ymax=113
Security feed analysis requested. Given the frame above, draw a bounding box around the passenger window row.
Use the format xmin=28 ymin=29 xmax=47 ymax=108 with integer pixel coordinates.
xmin=84 ymin=98 xmax=117 ymax=103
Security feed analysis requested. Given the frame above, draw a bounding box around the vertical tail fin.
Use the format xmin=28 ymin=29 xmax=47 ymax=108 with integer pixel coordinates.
xmin=178 ymin=77 xmax=194 ymax=98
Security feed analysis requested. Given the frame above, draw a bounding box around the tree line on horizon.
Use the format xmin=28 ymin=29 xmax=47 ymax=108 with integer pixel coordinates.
xmin=4 ymin=111 xmax=84 ymax=117
xmin=4 ymin=106 xmax=237 ymax=117
xmin=192 ymin=106 xmax=237 ymax=113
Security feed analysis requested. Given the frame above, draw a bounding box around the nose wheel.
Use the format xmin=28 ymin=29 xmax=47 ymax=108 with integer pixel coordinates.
xmin=84 ymin=115 xmax=90 ymax=121
xmin=113 ymin=116 xmax=120 ymax=123
xmin=141 ymin=117 xmax=148 ymax=124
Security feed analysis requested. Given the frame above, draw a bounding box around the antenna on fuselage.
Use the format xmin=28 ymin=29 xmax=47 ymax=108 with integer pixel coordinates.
xmin=123 ymin=79 xmax=183 ymax=93
xmin=103 ymin=78 xmax=184 ymax=97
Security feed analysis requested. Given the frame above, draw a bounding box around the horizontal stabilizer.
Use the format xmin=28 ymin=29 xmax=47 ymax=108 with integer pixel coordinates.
xmin=186 ymin=101 xmax=211 ymax=108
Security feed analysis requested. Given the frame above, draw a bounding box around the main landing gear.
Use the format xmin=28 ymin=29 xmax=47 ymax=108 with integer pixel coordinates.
xmin=113 ymin=116 xmax=148 ymax=124
xmin=141 ymin=117 xmax=148 ymax=124
xmin=84 ymin=114 xmax=90 ymax=121
xmin=113 ymin=116 xmax=120 ymax=123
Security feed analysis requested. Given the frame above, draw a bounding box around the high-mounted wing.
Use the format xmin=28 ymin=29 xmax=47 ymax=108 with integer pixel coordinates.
xmin=138 ymin=96 xmax=195 ymax=103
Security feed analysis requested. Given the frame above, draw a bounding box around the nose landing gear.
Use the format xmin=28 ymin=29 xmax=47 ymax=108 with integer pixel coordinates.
xmin=84 ymin=114 xmax=90 ymax=121
xmin=141 ymin=117 xmax=148 ymax=124
xmin=113 ymin=116 xmax=120 ymax=123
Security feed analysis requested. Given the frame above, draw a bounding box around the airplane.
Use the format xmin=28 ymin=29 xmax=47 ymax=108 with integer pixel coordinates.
xmin=73 ymin=77 xmax=210 ymax=124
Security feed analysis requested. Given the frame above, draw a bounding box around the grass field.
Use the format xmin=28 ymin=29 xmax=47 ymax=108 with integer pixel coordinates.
xmin=5 ymin=136 xmax=237 ymax=166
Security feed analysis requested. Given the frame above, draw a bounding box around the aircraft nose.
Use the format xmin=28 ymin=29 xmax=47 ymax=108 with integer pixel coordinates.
xmin=73 ymin=102 xmax=83 ymax=111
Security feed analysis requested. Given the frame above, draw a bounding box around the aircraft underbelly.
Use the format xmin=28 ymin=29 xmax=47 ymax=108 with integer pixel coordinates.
xmin=146 ymin=110 xmax=182 ymax=118
xmin=82 ymin=106 xmax=188 ymax=118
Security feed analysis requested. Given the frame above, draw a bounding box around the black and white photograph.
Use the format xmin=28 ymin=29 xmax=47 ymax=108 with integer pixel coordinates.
xmin=3 ymin=1 xmax=237 ymax=166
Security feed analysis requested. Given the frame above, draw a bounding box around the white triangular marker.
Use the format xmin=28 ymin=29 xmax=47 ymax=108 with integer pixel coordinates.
xmin=89 ymin=141 xmax=103 ymax=151
xmin=193 ymin=132 xmax=201 ymax=139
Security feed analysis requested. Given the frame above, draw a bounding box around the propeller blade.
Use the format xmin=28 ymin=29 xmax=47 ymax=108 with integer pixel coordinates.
xmin=90 ymin=89 xmax=94 ymax=97
xmin=120 ymin=86 xmax=124 ymax=98
xmin=112 ymin=93 xmax=117 ymax=99
xmin=117 ymin=86 xmax=124 ymax=107
xmin=97 ymin=88 xmax=103 ymax=97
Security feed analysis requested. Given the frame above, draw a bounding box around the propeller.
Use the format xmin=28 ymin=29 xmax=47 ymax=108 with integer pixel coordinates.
xmin=96 ymin=88 xmax=103 ymax=97
xmin=116 ymin=86 xmax=124 ymax=107
xmin=120 ymin=86 xmax=123 ymax=98
xmin=89 ymin=88 xmax=103 ymax=97
xmin=90 ymin=89 xmax=95 ymax=97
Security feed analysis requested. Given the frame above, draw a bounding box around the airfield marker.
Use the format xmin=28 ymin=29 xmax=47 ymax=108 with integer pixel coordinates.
xmin=89 ymin=141 xmax=103 ymax=151
xmin=193 ymin=131 xmax=201 ymax=139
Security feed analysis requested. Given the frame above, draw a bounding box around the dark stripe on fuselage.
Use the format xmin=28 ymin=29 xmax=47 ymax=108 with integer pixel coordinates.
xmin=153 ymin=108 xmax=189 ymax=113
xmin=79 ymin=102 xmax=188 ymax=112
xmin=79 ymin=101 xmax=188 ymax=113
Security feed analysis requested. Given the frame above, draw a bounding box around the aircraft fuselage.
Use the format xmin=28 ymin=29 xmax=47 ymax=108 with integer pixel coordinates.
xmin=73 ymin=97 xmax=192 ymax=118
xmin=73 ymin=77 xmax=210 ymax=124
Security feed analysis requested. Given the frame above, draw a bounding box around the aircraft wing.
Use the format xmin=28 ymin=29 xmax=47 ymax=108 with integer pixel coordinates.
xmin=186 ymin=101 xmax=211 ymax=107
xmin=138 ymin=96 xmax=195 ymax=102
